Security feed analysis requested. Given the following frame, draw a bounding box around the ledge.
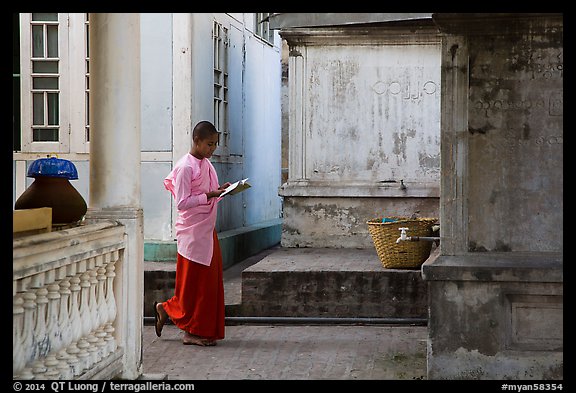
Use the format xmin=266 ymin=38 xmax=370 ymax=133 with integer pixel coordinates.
xmin=280 ymin=24 xmax=441 ymax=46
xmin=432 ymin=13 xmax=563 ymax=35
xmin=279 ymin=181 xmax=439 ymax=198
xmin=77 ymin=348 xmax=124 ymax=380
xmin=422 ymin=251 xmax=563 ymax=283
xmin=13 ymin=220 xmax=122 ymax=249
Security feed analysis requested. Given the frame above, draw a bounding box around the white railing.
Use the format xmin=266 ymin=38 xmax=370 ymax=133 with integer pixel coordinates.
xmin=13 ymin=221 xmax=126 ymax=380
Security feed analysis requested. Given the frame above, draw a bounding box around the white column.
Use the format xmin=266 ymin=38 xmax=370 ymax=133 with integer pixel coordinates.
xmin=171 ymin=13 xmax=193 ymax=236
xmin=89 ymin=13 xmax=141 ymax=208
xmin=86 ymin=13 xmax=143 ymax=379
xmin=287 ymin=44 xmax=306 ymax=182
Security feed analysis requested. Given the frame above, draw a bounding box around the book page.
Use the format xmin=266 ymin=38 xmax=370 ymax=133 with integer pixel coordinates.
xmin=220 ymin=178 xmax=250 ymax=197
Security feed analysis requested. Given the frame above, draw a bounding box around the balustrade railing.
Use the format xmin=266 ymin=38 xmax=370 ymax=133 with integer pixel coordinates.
xmin=13 ymin=221 xmax=126 ymax=380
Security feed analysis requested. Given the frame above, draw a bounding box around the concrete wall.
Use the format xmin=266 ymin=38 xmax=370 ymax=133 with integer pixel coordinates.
xmin=279 ymin=23 xmax=441 ymax=248
xmin=465 ymin=20 xmax=563 ymax=253
xmin=282 ymin=196 xmax=438 ymax=248
xmin=424 ymin=13 xmax=563 ymax=380
xmin=424 ymin=253 xmax=563 ymax=379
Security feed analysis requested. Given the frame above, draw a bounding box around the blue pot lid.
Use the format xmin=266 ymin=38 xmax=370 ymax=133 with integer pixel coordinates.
xmin=27 ymin=156 xmax=79 ymax=179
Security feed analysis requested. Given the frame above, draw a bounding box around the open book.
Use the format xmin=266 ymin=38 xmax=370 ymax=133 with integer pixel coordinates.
xmin=220 ymin=178 xmax=251 ymax=197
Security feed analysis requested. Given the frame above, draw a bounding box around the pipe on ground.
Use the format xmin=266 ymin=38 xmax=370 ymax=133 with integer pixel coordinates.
xmin=143 ymin=316 xmax=427 ymax=326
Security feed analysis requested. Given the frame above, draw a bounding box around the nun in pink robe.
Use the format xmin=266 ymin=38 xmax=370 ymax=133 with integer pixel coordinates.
xmin=160 ymin=152 xmax=225 ymax=343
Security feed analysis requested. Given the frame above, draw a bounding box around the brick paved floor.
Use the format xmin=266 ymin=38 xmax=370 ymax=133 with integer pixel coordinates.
xmin=142 ymin=323 xmax=427 ymax=380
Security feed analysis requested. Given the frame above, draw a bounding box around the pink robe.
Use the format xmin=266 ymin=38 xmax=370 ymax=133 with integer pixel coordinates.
xmin=163 ymin=153 xmax=220 ymax=266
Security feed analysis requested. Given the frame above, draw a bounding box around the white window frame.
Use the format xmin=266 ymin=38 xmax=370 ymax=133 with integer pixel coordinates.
xmin=255 ymin=13 xmax=274 ymax=45
xmin=68 ymin=13 xmax=90 ymax=154
xmin=213 ymin=19 xmax=229 ymax=157
xmin=19 ymin=13 xmax=89 ymax=155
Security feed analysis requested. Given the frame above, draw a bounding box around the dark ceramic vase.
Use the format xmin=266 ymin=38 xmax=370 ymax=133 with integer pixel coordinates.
xmin=14 ymin=177 xmax=87 ymax=224
xmin=14 ymin=156 xmax=87 ymax=225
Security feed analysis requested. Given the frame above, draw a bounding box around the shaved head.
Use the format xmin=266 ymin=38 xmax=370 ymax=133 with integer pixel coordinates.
xmin=193 ymin=121 xmax=220 ymax=141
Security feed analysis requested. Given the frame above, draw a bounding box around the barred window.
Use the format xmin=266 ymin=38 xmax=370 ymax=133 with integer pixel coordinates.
xmin=213 ymin=20 xmax=229 ymax=154
xmin=255 ymin=13 xmax=274 ymax=45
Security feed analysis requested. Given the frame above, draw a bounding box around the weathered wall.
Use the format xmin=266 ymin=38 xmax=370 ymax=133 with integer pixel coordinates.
xmin=282 ymin=196 xmax=438 ymax=248
xmin=466 ymin=21 xmax=563 ymax=253
xmin=424 ymin=252 xmax=563 ymax=379
xmin=424 ymin=13 xmax=563 ymax=380
xmin=279 ymin=24 xmax=441 ymax=248
xmin=304 ymin=46 xmax=440 ymax=184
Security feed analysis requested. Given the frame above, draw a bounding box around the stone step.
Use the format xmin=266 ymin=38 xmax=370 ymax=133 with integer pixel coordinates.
xmin=143 ymin=246 xmax=279 ymax=319
xmin=144 ymin=246 xmax=431 ymax=320
xmin=234 ymin=247 xmax=428 ymax=319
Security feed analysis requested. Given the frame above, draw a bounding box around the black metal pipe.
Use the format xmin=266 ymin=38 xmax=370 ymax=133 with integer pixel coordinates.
xmin=409 ymin=236 xmax=440 ymax=242
xmin=225 ymin=316 xmax=427 ymax=325
xmin=144 ymin=316 xmax=427 ymax=326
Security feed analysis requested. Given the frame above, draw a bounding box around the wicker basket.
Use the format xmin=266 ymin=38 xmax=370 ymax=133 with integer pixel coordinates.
xmin=367 ymin=216 xmax=438 ymax=269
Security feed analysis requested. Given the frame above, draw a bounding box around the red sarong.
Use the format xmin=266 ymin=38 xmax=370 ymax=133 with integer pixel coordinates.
xmin=162 ymin=230 xmax=225 ymax=341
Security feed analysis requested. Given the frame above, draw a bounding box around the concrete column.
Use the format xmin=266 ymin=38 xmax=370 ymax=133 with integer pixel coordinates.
xmin=171 ymin=13 xmax=193 ymax=236
xmin=423 ymin=13 xmax=563 ymax=380
xmin=86 ymin=13 xmax=143 ymax=380
xmin=89 ymin=13 xmax=141 ymax=208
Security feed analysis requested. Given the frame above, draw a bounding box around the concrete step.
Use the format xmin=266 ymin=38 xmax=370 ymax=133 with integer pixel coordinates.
xmin=233 ymin=247 xmax=429 ymax=319
xmin=144 ymin=246 xmax=431 ymax=320
xmin=143 ymin=219 xmax=282 ymax=319
xmin=143 ymin=245 xmax=280 ymax=319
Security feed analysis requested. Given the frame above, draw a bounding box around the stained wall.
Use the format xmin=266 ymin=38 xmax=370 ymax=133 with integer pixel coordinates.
xmin=279 ymin=24 xmax=441 ymax=247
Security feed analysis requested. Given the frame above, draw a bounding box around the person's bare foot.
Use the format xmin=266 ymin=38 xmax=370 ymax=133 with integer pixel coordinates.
xmin=182 ymin=332 xmax=213 ymax=346
xmin=154 ymin=302 xmax=168 ymax=337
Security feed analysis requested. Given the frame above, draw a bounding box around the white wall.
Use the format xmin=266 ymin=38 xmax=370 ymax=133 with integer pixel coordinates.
xmin=305 ymin=44 xmax=440 ymax=184
xmin=140 ymin=13 xmax=174 ymax=240
xmin=141 ymin=13 xmax=173 ymax=153
xmin=241 ymin=31 xmax=283 ymax=226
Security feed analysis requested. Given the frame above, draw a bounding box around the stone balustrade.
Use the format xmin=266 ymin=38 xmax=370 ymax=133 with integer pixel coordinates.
xmin=13 ymin=221 xmax=126 ymax=380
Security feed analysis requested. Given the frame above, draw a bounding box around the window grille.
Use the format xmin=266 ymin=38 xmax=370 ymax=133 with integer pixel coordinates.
xmin=255 ymin=13 xmax=274 ymax=45
xmin=213 ymin=20 xmax=229 ymax=154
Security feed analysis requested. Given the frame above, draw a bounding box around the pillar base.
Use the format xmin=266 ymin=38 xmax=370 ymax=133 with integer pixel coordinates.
xmin=422 ymin=252 xmax=563 ymax=379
